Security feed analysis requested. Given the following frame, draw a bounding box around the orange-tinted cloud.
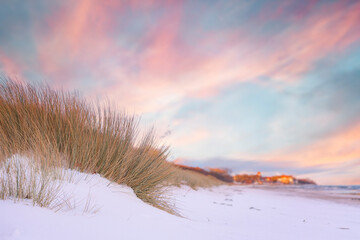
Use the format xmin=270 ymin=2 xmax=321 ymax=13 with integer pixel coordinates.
xmin=236 ymin=120 xmax=360 ymax=170
xmin=282 ymin=121 xmax=360 ymax=166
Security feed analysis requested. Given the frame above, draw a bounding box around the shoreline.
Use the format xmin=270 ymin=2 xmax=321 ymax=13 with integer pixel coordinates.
xmin=240 ymin=184 xmax=360 ymax=207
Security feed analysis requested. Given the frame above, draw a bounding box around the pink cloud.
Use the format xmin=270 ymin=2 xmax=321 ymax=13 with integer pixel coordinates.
xmin=35 ymin=0 xmax=122 ymax=88
xmin=29 ymin=1 xmax=360 ymax=113
xmin=139 ymin=6 xmax=184 ymax=76
xmin=135 ymin=0 xmax=360 ymax=107
xmin=268 ymin=1 xmax=360 ymax=80
xmin=0 ymin=51 xmax=24 ymax=80
xmin=258 ymin=0 xmax=319 ymax=22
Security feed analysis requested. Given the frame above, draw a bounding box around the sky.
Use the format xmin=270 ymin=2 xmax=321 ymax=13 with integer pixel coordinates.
xmin=0 ymin=0 xmax=359 ymax=185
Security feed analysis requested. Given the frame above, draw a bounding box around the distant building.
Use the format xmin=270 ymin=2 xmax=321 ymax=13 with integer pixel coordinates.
xmin=277 ymin=175 xmax=294 ymax=184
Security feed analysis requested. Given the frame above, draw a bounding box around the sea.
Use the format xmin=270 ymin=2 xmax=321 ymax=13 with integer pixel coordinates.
xmin=284 ymin=184 xmax=360 ymax=195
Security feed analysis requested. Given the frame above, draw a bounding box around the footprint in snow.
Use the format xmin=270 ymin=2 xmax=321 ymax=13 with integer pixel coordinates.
xmin=213 ymin=202 xmax=233 ymax=207
xmin=249 ymin=207 xmax=261 ymax=211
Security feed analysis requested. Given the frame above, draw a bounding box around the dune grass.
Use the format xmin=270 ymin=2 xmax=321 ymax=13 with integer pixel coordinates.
xmin=0 ymin=79 xmax=224 ymax=214
xmin=0 ymin=79 xmax=175 ymax=212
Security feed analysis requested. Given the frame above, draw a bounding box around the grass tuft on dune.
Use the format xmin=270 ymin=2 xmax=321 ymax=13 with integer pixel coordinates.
xmin=0 ymin=79 xmax=176 ymax=212
xmin=0 ymin=79 xmax=224 ymax=214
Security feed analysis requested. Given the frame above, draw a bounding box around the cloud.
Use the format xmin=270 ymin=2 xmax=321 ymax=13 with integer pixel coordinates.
xmin=98 ymin=0 xmax=360 ymax=113
xmin=0 ymin=51 xmax=23 ymax=77
xmin=170 ymin=129 xmax=210 ymax=147
xmin=1 ymin=0 xmax=359 ymax=113
xmin=257 ymin=0 xmax=319 ymax=22
xmin=34 ymin=0 xmax=123 ymax=88
xmin=263 ymin=121 xmax=360 ymax=167
xmin=301 ymin=159 xmax=360 ymax=185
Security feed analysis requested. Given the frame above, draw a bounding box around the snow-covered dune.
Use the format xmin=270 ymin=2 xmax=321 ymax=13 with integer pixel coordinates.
xmin=1 ymin=171 xmax=359 ymax=240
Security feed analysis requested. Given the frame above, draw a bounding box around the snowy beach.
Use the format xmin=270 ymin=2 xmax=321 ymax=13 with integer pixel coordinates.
xmin=1 ymin=1 xmax=360 ymax=239
xmin=1 ymin=171 xmax=359 ymax=240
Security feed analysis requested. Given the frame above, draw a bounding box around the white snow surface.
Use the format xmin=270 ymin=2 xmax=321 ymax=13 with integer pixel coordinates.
xmin=1 ymin=170 xmax=359 ymax=240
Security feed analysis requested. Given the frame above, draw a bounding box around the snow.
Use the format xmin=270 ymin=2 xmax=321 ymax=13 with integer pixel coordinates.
xmin=1 ymin=169 xmax=360 ymax=240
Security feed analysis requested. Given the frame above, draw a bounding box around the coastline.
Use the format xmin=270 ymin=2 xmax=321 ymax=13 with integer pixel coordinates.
xmin=243 ymin=184 xmax=360 ymax=207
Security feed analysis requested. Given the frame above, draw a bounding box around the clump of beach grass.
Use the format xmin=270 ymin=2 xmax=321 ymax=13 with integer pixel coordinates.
xmin=0 ymin=79 xmax=173 ymax=213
